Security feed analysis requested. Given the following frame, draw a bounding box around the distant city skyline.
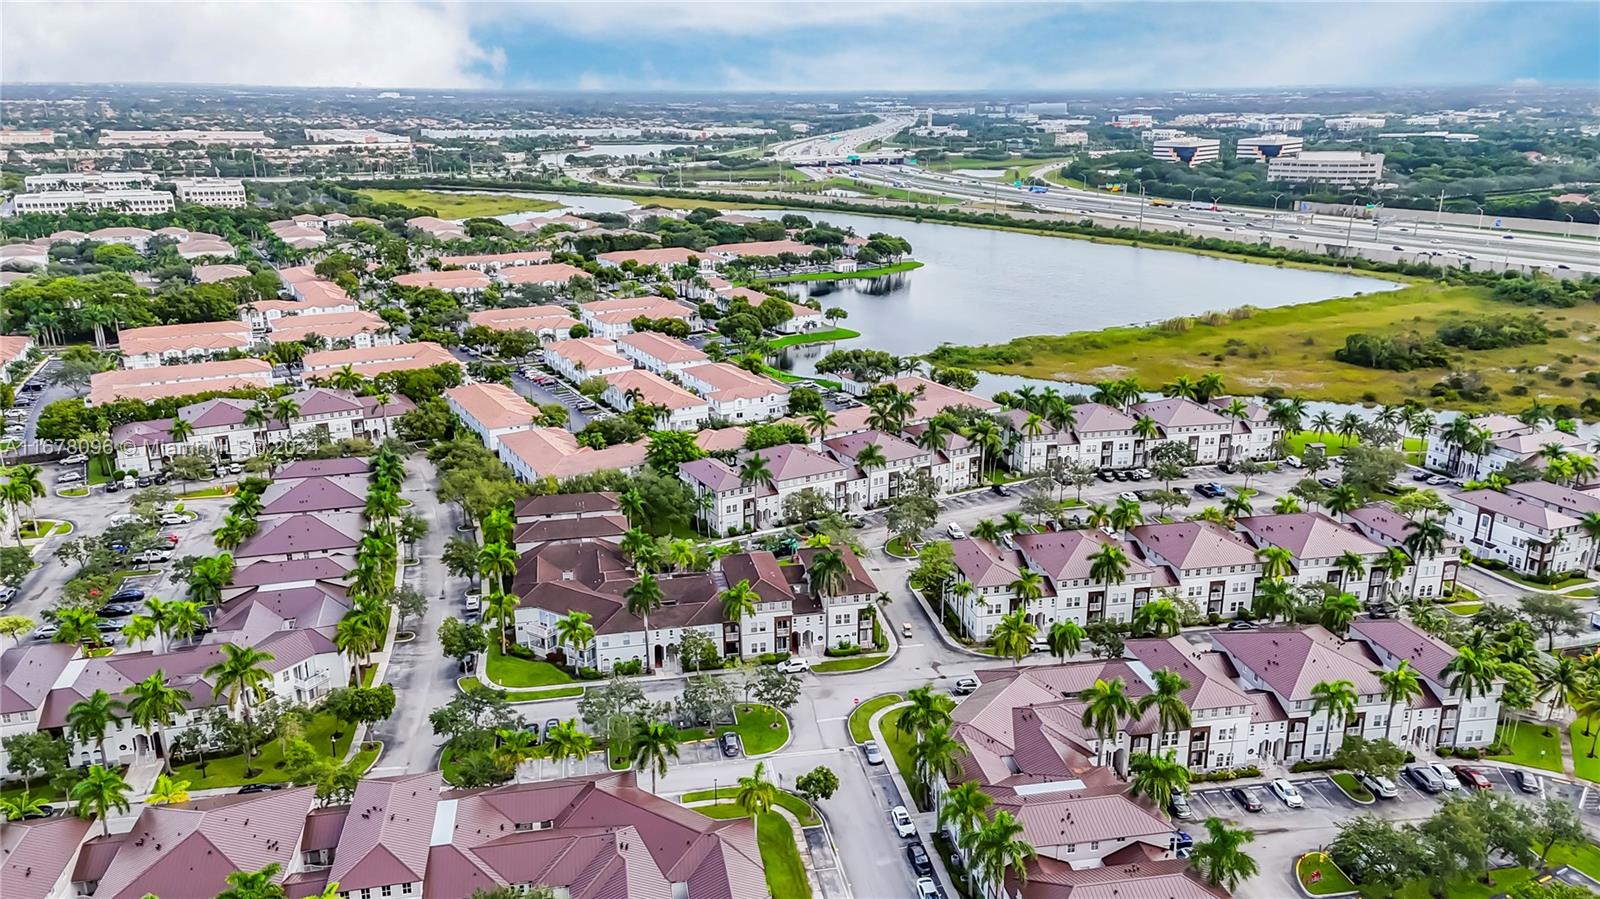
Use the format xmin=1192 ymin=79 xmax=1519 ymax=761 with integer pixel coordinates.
xmin=4 ymin=1 xmax=1597 ymax=93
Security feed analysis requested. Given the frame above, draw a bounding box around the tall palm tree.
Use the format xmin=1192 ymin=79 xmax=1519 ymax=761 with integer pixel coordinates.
xmin=124 ymin=671 xmax=192 ymax=773
xmin=1441 ymin=645 xmax=1498 ymax=702
xmin=271 ymin=396 xmax=301 ymax=432
xmin=1008 ymin=569 xmax=1043 ymax=611
xmin=910 ymin=723 xmax=962 ymax=801
xmin=897 ymin=684 xmax=956 ymax=739
xmin=939 ymin=781 xmax=993 ymax=893
xmin=186 ymin=553 xmax=235 ymax=606
xmin=494 ymin=728 xmax=541 ymax=782
xmin=1255 ymin=545 xmax=1294 ymax=581
xmin=1334 ymin=551 xmax=1367 ymax=591
xmin=626 ymin=572 xmax=664 ymax=671
xmin=990 ymin=609 xmax=1037 ymax=663
xmin=805 ymin=408 xmax=836 ymax=447
xmin=1309 ymin=679 xmax=1357 ymax=760
xmin=1132 ymin=597 xmax=1181 ymax=637
xmin=1192 ymin=817 xmax=1259 ymax=892
xmin=1088 ymin=542 xmax=1130 ymax=606
xmin=1253 ymin=577 xmax=1296 ymax=625
xmin=67 ymin=689 xmax=126 ymax=766
xmin=71 ymin=764 xmax=132 ymax=838
xmin=807 ymin=549 xmax=848 ymax=604
xmin=54 ymin=607 xmax=104 ymax=649
xmin=629 ymin=719 xmax=680 ymax=793
xmin=738 ymin=454 xmax=775 ymax=490
xmin=1325 ymin=484 xmax=1362 ymax=519
xmin=1108 ymin=497 xmax=1143 ymax=532
xmin=205 ymin=644 xmax=276 ymax=778
xmin=483 ymin=591 xmax=517 ymax=655
xmin=972 ymin=518 xmax=1002 ymax=543
xmin=736 ymin=760 xmax=778 ymax=816
xmin=335 ymin=610 xmax=384 ymax=675
xmin=855 ymin=442 xmax=888 ymax=473
xmin=1128 ymin=750 xmax=1191 ymax=813
xmin=166 ymin=600 xmax=208 ymax=648
xmin=1047 ymin=619 xmax=1085 ymax=660
xmin=1272 ymin=495 xmax=1303 ymax=514
xmin=541 ymin=718 xmax=595 ymax=778
xmin=147 ymin=773 xmax=192 ymax=806
xmin=1318 ymin=592 xmax=1361 ymax=634
xmin=477 ymin=541 xmax=518 ymax=594
xmin=555 ymin=611 xmax=596 ymax=668
xmin=1079 ymin=677 xmax=1136 ymax=768
xmin=1140 ymin=667 xmax=1193 ymax=752
xmin=1402 ymin=517 xmax=1449 ymax=598
xmin=720 ymin=578 xmax=759 ymax=652
xmin=967 ymin=810 xmax=1036 ymax=899
xmin=1538 ymin=656 xmax=1582 ymax=738
xmin=1375 ymin=660 xmax=1422 ymax=743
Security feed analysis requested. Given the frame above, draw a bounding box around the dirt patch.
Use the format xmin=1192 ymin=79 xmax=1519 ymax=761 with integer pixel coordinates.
xmin=1080 ymin=364 xmax=1134 ymax=378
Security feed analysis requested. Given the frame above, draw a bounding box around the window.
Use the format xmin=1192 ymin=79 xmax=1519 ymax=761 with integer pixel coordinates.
xmin=382 ymin=888 xmax=392 ymax=897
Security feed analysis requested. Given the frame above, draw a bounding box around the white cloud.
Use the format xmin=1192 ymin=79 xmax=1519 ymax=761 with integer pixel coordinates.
xmin=3 ymin=1 xmax=503 ymax=88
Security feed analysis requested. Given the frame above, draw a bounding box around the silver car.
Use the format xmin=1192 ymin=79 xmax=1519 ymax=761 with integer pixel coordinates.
xmin=864 ymin=741 xmax=884 ymax=765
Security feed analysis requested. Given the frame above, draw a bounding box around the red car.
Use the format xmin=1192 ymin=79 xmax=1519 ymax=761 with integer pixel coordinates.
xmin=1452 ymin=765 xmax=1491 ymax=790
xmin=163 ymin=534 xmax=180 ymax=546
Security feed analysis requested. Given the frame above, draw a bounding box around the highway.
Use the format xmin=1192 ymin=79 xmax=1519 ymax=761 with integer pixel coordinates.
xmin=772 ymin=114 xmax=917 ymax=164
xmin=849 ymin=164 xmax=1600 ymax=276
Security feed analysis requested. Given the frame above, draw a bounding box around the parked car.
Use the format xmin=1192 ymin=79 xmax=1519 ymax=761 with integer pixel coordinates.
xmin=1405 ymin=764 xmax=1446 ymax=794
xmin=1132 ymin=468 xmax=1153 ymax=480
xmin=236 ymin=783 xmax=288 ymax=794
xmin=1225 ymin=619 xmax=1258 ymax=630
xmin=906 ymin=842 xmax=933 ymax=876
xmin=0 ymin=585 xmax=15 ymax=607
xmin=110 ymin=587 xmax=144 ymax=603
xmin=159 ymin=513 xmax=190 ymax=526
xmin=951 ymin=677 xmax=979 ymax=695
xmin=1357 ymin=772 xmax=1398 ymax=799
xmin=1411 ymin=470 xmax=1432 ymax=482
xmin=60 ymin=453 xmax=88 ymax=465
xmin=1452 ymin=765 xmax=1491 ymax=791
xmin=776 ymin=658 xmax=811 ymax=674
xmin=1428 ymin=763 xmax=1461 ymax=792
xmin=57 ymin=472 xmax=84 ymax=484
xmin=945 ymin=522 xmax=965 ymax=540
xmin=1269 ymin=778 xmax=1304 ymax=808
xmin=1513 ymin=769 xmax=1543 ymax=796
xmin=1282 ymin=455 xmax=1303 ymax=469
xmin=1170 ymin=793 xmax=1194 ymax=821
xmin=990 ymin=483 xmax=1012 ymax=497
xmin=132 ymin=549 xmax=173 ymax=564
xmin=97 ymin=603 xmax=136 ymax=618
xmin=891 ymin=805 xmax=917 ymax=838
xmin=719 ymin=732 xmax=743 ymax=758
xmin=32 ymin=624 xmax=58 ymax=640
xmin=1195 ymin=482 xmax=1226 ymax=498
xmin=1229 ymin=786 xmax=1264 ymax=812
xmin=915 ymin=876 xmax=941 ymax=899
xmin=1118 ymin=491 xmax=1140 ymax=504
xmin=1096 ymin=471 xmax=1114 ymax=483
xmin=1317 ymin=476 xmax=1340 ymax=489
xmin=863 ymin=741 xmax=884 ymax=765
xmin=20 ymin=803 xmax=56 ymax=820
xmin=464 ymin=592 xmax=482 ymax=612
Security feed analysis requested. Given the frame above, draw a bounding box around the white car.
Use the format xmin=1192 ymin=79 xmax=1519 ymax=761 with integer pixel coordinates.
xmin=863 ymin=741 xmax=884 ymax=765
xmin=159 ymin=513 xmax=190 ymax=525
xmin=1282 ymin=455 xmax=1303 ymax=469
xmin=464 ymin=592 xmax=482 ymax=612
xmin=916 ymin=877 xmax=940 ymax=899
xmin=61 ymin=454 xmax=88 ymax=465
xmin=945 ymin=522 xmax=965 ymax=540
xmin=1357 ymin=772 xmax=1399 ymax=799
xmin=1269 ymin=778 xmax=1304 ymax=808
xmin=775 ymin=658 xmax=811 ymax=674
xmin=0 ymin=585 xmax=15 ymax=607
xmin=891 ymin=805 xmax=916 ymax=838
xmin=1428 ymin=762 xmax=1461 ymax=791
xmin=1118 ymin=491 xmax=1140 ymax=503
xmin=56 ymin=472 xmax=84 ymax=484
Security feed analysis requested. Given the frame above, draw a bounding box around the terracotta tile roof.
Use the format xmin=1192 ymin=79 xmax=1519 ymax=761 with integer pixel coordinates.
xmin=277 ymin=265 xmax=320 ymax=285
xmin=618 ymin=331 xmax=708 ymax=366
xmin=193 ymin=263 xmax=252 ymax=283
xmin=303 ymin=341 xmax=460 ymax=378
xmin=1213 ymin=626 xmax=1387 ymax=700
xmin=708 ymin=238 xmax=816 ymax=258
xmin=498 ymin=428 xmax=647 ymax=480
xmin=267 ymin=310 xmax=387 ymax=343
xmin=545 ymin=337 xmax=629 ymax=372
xmin=681 ymin=363 xmax=787 ymax=402
xmin=468 ymin=304 xmax=578 ymax=333
xmin=291 ymin=279 xmax=353 ymax=308
xmin=438 ymin=250 xmax=552 ymax=267
xmin=447 ymin=382 xmax=541 ymax=430
xmin=1236 ymin=512 xmax=1384 ymax=560
xmin=499 ymin=263 xmax=588 ymax=286
xmin=89 ymin=359 xmax=272 ymax=405
xmin=117 ymin=320 xmax=252 ymax=357
xmin=606 ymin=368 xmax=708 ymax=411
xmin=581 ymin=295 xmax=696 ymax=325
xmin=694 ymin=427 xmax=747 ymax=453
xmin=2 ymin=816 xmax=94 ymax=899
xmin=596 ymin=247 xmax=702 ymax=267
xmin=1131 ymin=521 xmax=1260 ymax=571
xmin=393 ymin=269 xmax=490 ymax=291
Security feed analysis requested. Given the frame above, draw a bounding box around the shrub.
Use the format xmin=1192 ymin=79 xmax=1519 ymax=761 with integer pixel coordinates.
xmin=825 ymin=644 xmax=862 ymax=658
xmin=577 ymin=667 xmax=602 ymax=680
xmin=612 ymin=659 xmax=643 ymax=676
xmin=756 ymin=651 xmax=791 ymax=665
xmin=1453 ymin=746 xmax=1482 ymax=760
xmin=1290 ymin=759 xmax=1343 ymax=773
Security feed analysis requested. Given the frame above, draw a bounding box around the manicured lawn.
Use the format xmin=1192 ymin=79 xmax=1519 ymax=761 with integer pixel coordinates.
xmin=695 ymin=801 xmax=751 ymax=819
xmin=814 ymin=654 xmax=889 ymax=674
xmin=682 ymin=787 xmax=821 ymax=827
xmin=1482 ymin=567 xmax=1596 ymax=591
xmin=88 ymin=455 xmax=111 ymax=485
xmin=1569 ymin=720 xmax=1600 ymax=784
xmin=1362 ymin=844 xmax=1600 ymax=899
xmin=59 ymin=487 xmax=87 ymax=497
xmin=171 ymin=710 xmax=359 ymax=789
xmin=459 ymin=676 xmax=584 ymax=702
xmin=766 ymin=327 xmax=863 ymax=349
xmin=1331 ymin=772 xmax=1374 ymax=803
xmin=1490 ymin=724 xmax=1565 ymax=772
xmin=178 ymin=485 xmax=234 ymax=498
xmin=885 ymin=536 xmax=920 ymax=558
xmin=356 ymin=188 xmax=561 ymax=217
xmin=752 ymin=262 xmax=923 ymax=285
xmin=688 ymin=805 xmax=812 ymax=898
xmin=924 ymin=281 xmax=1600 ymax=411
xmin=1297 ymin=852 xmax=1357 ymax=895
xmin=1444 ymin=601 xmax=1484 ymax=616
xmin=1286 ymin=432 xmax=1424 ymax=459
xmin=879 ymin=707 xmax=924 ymax=807
xmin=849 ymin=694 xmax=902 ymax=743
xmin=715 ymin=704 xmax=790 ymax=756
xmin=0 ymin=778 xmax=68 ymax=803
xmin=486 ymin=644 xmax=576 ymax=688
xmin=759 ymin=364 xmax=843 ymax=390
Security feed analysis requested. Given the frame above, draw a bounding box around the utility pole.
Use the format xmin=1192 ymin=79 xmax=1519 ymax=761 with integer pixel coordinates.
xmin=1434 ymin=189 xmax=1446 ymax=226
xmin=1343 ymin=202 xmax=1358 ymax=252
xmin=1136 ymin=183 xmax=1146 ymax=233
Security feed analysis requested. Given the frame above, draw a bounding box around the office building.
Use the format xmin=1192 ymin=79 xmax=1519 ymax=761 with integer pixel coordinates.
xmin=12 ymin=188 xmax=175 ymax=215
xmin=1151 ymin=137 xmax=1221 ymax=167
xmin=1323 ymin=116 xmax=1386 ymax=132
xmin=1268 ymin=151 xmax=1385 ymax=185
xmin=98 ymin=129 xmax=272 ymax=146
xmin=173 ymin=177 xmax=248 ymax=207
xmin=23 ymin=171 xmax=158 ymax=191
xmin=1236 ymin=134 xmax=1304 ymax=161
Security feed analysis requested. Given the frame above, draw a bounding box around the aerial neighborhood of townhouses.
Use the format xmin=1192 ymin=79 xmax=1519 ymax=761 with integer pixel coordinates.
xmin=1 ymin=13 xmax=1599 ymax=899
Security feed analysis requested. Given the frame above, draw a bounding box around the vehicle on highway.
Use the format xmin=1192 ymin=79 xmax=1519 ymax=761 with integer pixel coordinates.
xmin=945 ymin=522 xmax=965 ymax=540
xmin=776 ymin=658 xmax=811 ymax=674
xmin=915 ymin=876 xmax=941 ymax=899
xmin=863 ymin=741 xmax=884 ymax=765
xmin=891 ymin=805 xmax=917 ymax=838
xmin=1229 ymin=786 xmax=1264 ymax=812
xmin=719 ymin=732 xmax=743 ymax=758
xmin=1452 ymin=765 xmax=1491 ymax=790
xmin=159 ymin=513 xmax=190 ymax=526
xmin=952 ymin=677 xmax=979 ymax=695
xmin=1405 ymin=764 xmax=1446 ymax=794
xmin=1269 ymin=779 xmax=1304 ymax=808
xmin=1170 ymin=793 xmax=1194 ymax=821
xmin=1513 ymin=769 xmax=1543 ymax=796
xmin=906 ymin=842 xmax=933 ymax=876
xmin=1357 ymin=772 xmax=1398 ymax=799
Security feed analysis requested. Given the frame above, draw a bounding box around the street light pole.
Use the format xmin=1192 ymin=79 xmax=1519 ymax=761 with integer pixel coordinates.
xmin=1564 ymin=214 xmax=1575 ymax=238
xmin=1189 ymin=187 xmax=1201 ymax=204
xmin=1136 ymin=182 xmax=1146 ymax=233
xmin=1270 ymin=193 xmax=1284 ymax=232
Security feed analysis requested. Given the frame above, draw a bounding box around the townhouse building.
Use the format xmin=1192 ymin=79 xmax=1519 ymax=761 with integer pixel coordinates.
xmin=1446 ymin=488 xmax=1594 ymax=577
xmin=615 ymin=330 xmax=708 ymax=374
xmin=1425 ymin=414 xmax=1588 ymax=481
xmin=1129 ymin=521 xmax=1263 ymax=616
xmin=89 ymin=358 xmax=274 ymax=405
xmin=577 ymin=296 xmax=699 ymax=339
xmin=1235 ymin=512 xmax=1391 ymax=603
xmin=445 ymin=382 xmax=541 ymax=451
xmin=193 ymin=263 xmax=253 ymax=284
xmin=1208 ymin=397 xmax=1286 ymax=460
xmin=677 ymin=362 xmax=789 ymax=422
xmin=1131 ymin=397 xmax=1235 ymax=465
xmin=681 ymin=444 xmax=857 ymax=534
xmin=948 ymin=530 xmax=1153 ymax=641
xmin=601 ymin=368 xmax=709 ymax=431
xmin=436 ymin=250 xmax=553 ymax=271
xmin=511 ymin=492 xmax=628 ymax=553
xmin=392 ymin=268 xmax=490 ymax=293
xmin=466 ymin=304 xmax=578 ymax=340
xmin=823 ymin=428 xmax=979 ymax=504
xmin=406 ymin=216 xmax=467 ymax=241
xmin=116 ymin=320 xmax=254 ymax=369
xmin=594 ymin=246 xmax=703 ymax=269
xmin=1348 ymin=617 xmax=1501 ymax=747
xmin=497 ymin=427 xmax=647 ymax=485
xmin=542 ymin=336 xmax=632 ymax=382
xmin=1344 ymin=504 xmax=1460 ymax=599
xmin=302 ymin=341 xmax=461 ymax=380
xmin=705 ymin=238 xmax=819 ymax=266
xmin=0 ymin=335 xmax=34 ymax=383
xmin=267 ymin=310 xmax=392 ymax=349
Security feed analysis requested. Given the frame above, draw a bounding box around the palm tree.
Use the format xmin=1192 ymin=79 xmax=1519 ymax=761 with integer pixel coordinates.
xmin=629 ymin=719 xmax=680 ymax=793
xmin=805 ymin=408 xmax=836 ymax=447
xmin=330 ymin=365 xmax=363 ymax=391
xmin=939 ymin=781 xmax=993 ymax=893
xmin=1079 ymin=677 xmax=1136 ymax=768
xmin=1325 ymin=484 xmax=1361 ymax=519
xmin=494 ymin=728 xmax=541 ymax=782
xmin=165 ymin=600 xmax=208 ymax=648
xmin=1008 ymin=569 xmax=1043 ymax=611
xmin=990 ymin=609 xmax=1037 ymax=662
xmin=1318 ymin=592 xmax=1361 ymax=634
xmin=1272 ymin=495 xmax=1303 ymax=514
xmin=71 ymin=764 xmax=132 ymax=837
xmin=205 ymin=643 xmax=276 ymax=778
xmin=626 ymin=572 xmax=664 ymax=671
xmin=1128 ymin=750 xmax=1191 ymax=813
xmin=67 ymin=689 xmax=126 ymax=766
xmin=1334 ymin=551 xmax=1367 ymax=591
xmin=1309 ymin=679 xmax=1357 ymax=760
xmin=243 ymin=403 xmax=270 ymax=451
xmin=720 ymin=578 xmax=759 ymax=652
xmin=967 ymin=810 xmax=1036 ymax=899
xmin=124 ymin=671 xmax=192 ymax=773
xmin=1539 ymin=656 xmax=1582 ymax=738
xmin=1162 ymin=376 xmax=1198 ymax=400
xmin=1253 ymin=578 xmax=1296 ymax=624
xmin=855 ymin=442 xmax=888 ymax=473
xmin=1222 ymin=489 xmax=1255 ymax=520
xmin=483 ymin=591 xmax=517 ymax=655
xmin=1088 ymin=542 xmax=1130 ymax=603
xmin=147 ymin=773 xmax=192 ymax=806
xmin=122 ymin=615 xmax=156 ymax=651
xmin=271 ymin=396 xmax=301 ymax=432
xmin=186 ymin=553 xmax=235 ymax=606
xmin=807 ymin=549 xmax=849 ymax=604
xmin=216 ymin=862 xmax=286 ymax=899
xmin=168 ymin=417 xmax=195 ymax=447
xmin=54 ymin=607 xmax=104 ymax=649
xmin=1047 ymin=619 xmax=1085 ymax=659
xmin=897 ymin=685 xmax=956 ymax=739
xmin=738 ymin=454 xmax=775 ymax=490
xmin=1375 ymin=660 xmax=1423 ymax=743
xmin=1402 ymin=517 xmax=1449 ymax=598
xmin=736 ymin=760 xmax=778 ymax=816
xmin=1441 ymin=645 xmax=1498 ymax=702
xmin=618 ymin=488 xmax=647 ymax=530
xmin=1108 ymin=497 xmax=1143 ymax=532
xmin=1192 ymin=817 xmax=1259 ymax=892
xmin=1132 ymin=597 xmax=1181 ymax=637
xmin=335 ymin=610 xmax=384 ymax=675
xmin=477 ymin=541 xmax=518 ymax=594
xmin=1311 ymin=411 xmax=1336 ymax=438
xmin=910 ymin=723 xmax=962 ymax=801
xmin=541 ymin=718 xmax=595 ymax=778
xmin=965 ymin=418 xmax=1003 ymax=477
xmin=1140 ymin=667 xmax=1193 ymax=752
xmin=1 ymin=790 xmax=49 ymax=821
xmin=1255 ymin=545 xmax=1294 ymax=581
xmin=972 ymin=518 xmax=1002 ymax=543
xmin=555 ymin=611 xmax=596 ymax=668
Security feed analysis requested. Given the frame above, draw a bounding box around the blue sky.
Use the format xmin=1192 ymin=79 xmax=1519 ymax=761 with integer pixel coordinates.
xmin=6 ymin=1 xmax=1597 ymax=91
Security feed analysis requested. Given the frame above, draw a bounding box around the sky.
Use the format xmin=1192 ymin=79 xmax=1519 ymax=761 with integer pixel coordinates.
xmin=4 ymin=1 xmax=1597 ymax=93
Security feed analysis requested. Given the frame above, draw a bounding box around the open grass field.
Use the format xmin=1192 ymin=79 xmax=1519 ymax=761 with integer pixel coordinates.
xmin=714 ymin=703 xmax=790 ymax=755
xmin=751 ymin=262 xmax=923 ymax=285
xmin=357 ymin=188 xmax=560 ymax=218
xmin=171 ymin=710 xmax=365 ymax=789
xmin=1490 ymin=724 xmax=1565 ymax=772
xmin=767 ymin=327 xmax=862 ymax=349
xmin=926 ymin=281 xmax=1600 ymax=411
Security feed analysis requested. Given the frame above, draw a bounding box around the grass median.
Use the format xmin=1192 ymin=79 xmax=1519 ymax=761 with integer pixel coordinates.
xmin=848 ymin=694 xmax=902 ymax=743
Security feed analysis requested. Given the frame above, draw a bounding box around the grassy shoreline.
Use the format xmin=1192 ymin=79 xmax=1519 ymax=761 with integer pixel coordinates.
xmin=750 ymin=261 xmax=924 ymax=284
xmin=767 ymin=327 xmax=862 ymax=350
xmin=925 ymin=281 xmax=1600 ymax=411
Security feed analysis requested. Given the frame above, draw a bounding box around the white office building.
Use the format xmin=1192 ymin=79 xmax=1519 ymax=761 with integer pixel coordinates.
xmin=12 ymin=188 xmax=175 ymax=215
xmin=23 ymin=172 xmax=158 ymax=192
xmin=1268 ymin=151 xmax=1385 ymax=185
xmin=1236 ymin=134 xmax=1304 ymax=161
xmin=1323 ymin=116 xmax=1387 ymax=132
xmin=173 ymin=177 xmax=248 ymax=208
xmin=1151 ymin=137 xmax=1221 ymax=167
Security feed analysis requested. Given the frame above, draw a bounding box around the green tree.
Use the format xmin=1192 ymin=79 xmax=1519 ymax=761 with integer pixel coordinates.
xmin=736 ymin=760 xmax=778 ymax=816
xmin=629 ymin=719 xmax=680 ymax=794
xmin=204 ymin=643 xmax=276 ymax=777
xmin=990 ymin=609 xmax=1037 ymax=663
xmin=1192 ymin=816 xmax=1259 ymax=892
xmin=66 ymin=689 xmax=126 ymax=766
xmin=1078 ymin=677 xmax=1135 ymax=768
xmin=71 ymin=764 xmax=132 ymax=837
xmin=124 ymin=671 xmax=192 ymax=774
xmin=1128 ymin=750 xmax=1191 ymax=813
xmin=1309 ymin=679 xmax=1358 ymax=760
